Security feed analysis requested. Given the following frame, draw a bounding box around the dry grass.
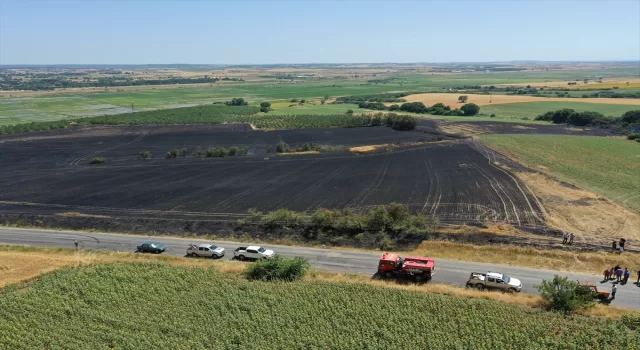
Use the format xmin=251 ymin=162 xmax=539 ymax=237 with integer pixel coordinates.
xmin=1 ymin=246 xmax=637 ymax=318
xmin=495 ymin=77 xmax=640 ymax=89
xmin=0 ymin=246 xmax=245 ymax=288
xmin=400 ymin=93 xmax=640 ymax=107
xmin=277 ymin=151 xmax=321 ymax=156
xmin=56 ymin=212 xmax=111 ymax=219
xmin=516 ymin=172 xmax=640 ymax=244
xmin=409 ymin=241 xmax=640 ymax=275
xmin=348 ymin=141 xmax=452 ymax=153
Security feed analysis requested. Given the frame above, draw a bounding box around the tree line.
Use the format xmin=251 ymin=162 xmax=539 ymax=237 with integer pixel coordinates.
xmin=0 ymin=76 xmax=244 ymax=91
xmin=535 ymin=109 xmax=640 ymax=131
xmin=363 ymin=101 xmax=481 ymax=116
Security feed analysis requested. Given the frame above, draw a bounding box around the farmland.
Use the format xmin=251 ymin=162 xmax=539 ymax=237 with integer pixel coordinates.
xmin=2 ymin=63 xmax=639 ymax=125
xmin=0 ymin=262 xmax=638 ymax=349
xmin=0 ymin=122 xmax=548 ymax=244
xmin=480 ymin=101 xmax=640 ymax=120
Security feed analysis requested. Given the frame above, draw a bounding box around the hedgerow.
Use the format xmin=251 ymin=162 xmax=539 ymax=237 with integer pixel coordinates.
xmin=245 ymin=256 xmax=309 ymax=281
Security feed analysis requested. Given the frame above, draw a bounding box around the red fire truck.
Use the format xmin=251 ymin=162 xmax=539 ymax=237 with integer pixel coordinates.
xmin=377 ymin=252 xmax=436 ymax=283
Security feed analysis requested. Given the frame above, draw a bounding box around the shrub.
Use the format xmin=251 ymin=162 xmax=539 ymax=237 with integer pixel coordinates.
xmin=224 ymin=98 xmax=248 ymax=106
xmin=490 ymin=114 xmax=496 ymax=118
xmin=626 ymin=133 xmax=640 ymax=141
xmin=535 ymin=275 xmax=595 ymax=314
xmin=399 ymin=102 xmax=428 ymax=114
xmin=207 ymin=147 xmax=228 ymax=157
xmin=388 ymin=104 xmax=400 ymax=111
xmin=244 ymin=256 xmax=310 ymax=281
xmin=276 ymin=141 xmax=290 ymax=153
xmin=166 ymin=148 xmax=187 ymax=158
xmin=460 ymin=103 xmax=480 ymax=116
xmin=192 ymin=148 xmax=207 ymax=157
xmin=567 ymin=111 xmax=605 ymax=126
xmin=622 ymin=110 xmax=640 ymax=124
xmin=89 ymin=157 xmax=108 ymax=164
xmin=138 ymin=151 xmax=151 ymax=160
xmin=388 ymin=114 xmax=418 ymax=131
xmin=346 ymin=109 xmax=354 ymax=115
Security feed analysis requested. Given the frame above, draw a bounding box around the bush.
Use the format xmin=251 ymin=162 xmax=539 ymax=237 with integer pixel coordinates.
xmin=89 ymin=157 xmax=108 ymax=164
xmin=346 ymin=109 xmax=354 ymax=115
xmin=399 ymin=102 xmax=428 ymax=114
xmin=224 ymin=98 xmax=248 ymax=106
xmin=244 ymin=256 xmax=310 ymax=281
xmin=207 ymin=147 xmax=228 ymax=157
xmin=567 ymin=111 xmax=605 ymax=126
xmin=388 ymin=104 xmax=400 ymax=111
xmin=460 ymin=103 xmax=480 ymax=116
xmin=388 ymin=114 xmax=418 ymax=131
xmin=622 ymin=110 xmax=640 ymax=124
xmin=138 ymin=151 xmax=151 ymax=160
xmin=626 ymin=133 xmax=640 ymax=140
xmin=276 ymin=141 xmax=290 ymax=153
xmin=490 ymin=114 xmax=496 ymax=118
xmin=535 ymin=275 xmax=595 ymax=314
xmin=166 ymin=148 xmax=187 ymax=158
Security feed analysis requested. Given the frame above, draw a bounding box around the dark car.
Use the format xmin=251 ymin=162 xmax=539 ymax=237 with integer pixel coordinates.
xmin=136 ymin=241 xmax=167 ymax=254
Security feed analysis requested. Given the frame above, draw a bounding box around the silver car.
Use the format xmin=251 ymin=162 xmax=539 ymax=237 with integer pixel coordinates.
xmin=186 ymin=244 xmax=225 ymax=259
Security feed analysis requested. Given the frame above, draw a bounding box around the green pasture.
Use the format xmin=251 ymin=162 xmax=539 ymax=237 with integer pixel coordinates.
xmin=480 ymin=102 xmax=639 ymax=120
xmin=480 ymin=134 xmax=640 ymax=212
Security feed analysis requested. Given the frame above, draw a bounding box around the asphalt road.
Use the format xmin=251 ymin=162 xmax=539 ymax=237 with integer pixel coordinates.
xmin=1 ymin=227 xmax=638 ymax=309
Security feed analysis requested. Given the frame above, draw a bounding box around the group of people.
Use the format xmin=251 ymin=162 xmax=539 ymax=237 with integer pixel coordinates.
xmin=603 ymin=265 xmax=640 ymax=285
xmin=612 ymin=238 xmax=627 ymax=253
xmin=561 ymin=232 xmax=575 ymax=245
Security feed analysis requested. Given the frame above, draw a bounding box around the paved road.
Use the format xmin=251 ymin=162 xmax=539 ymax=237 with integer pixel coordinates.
xmin=0 ymin=227 xmax=638 ymax=309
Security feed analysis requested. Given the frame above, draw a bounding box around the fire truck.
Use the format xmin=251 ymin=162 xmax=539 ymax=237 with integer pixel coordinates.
xmin=377 ymin=252 xmax=436 ymax=283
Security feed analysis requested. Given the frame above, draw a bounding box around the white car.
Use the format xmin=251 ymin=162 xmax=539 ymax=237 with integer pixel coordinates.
xmin=186 ymin=244 xmax=225 ymax=259
xmin=233 ymin=246 xmax=276 ymax=260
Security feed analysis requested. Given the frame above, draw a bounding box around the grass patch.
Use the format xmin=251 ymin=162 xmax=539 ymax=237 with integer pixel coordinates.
xmin=481 ymin=101 xmax=639 ymax=120
xmin=88 ymin=157 xmax=108 ymax=164
xmin=0 ymin=262 xmax=638 ymax=348
xmin=480 ymin=134 xmax=640 ymax=213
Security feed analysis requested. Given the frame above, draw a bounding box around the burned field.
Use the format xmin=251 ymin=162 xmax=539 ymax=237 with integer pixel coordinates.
xmin=0 ymin=122 xmax=545 ymax=239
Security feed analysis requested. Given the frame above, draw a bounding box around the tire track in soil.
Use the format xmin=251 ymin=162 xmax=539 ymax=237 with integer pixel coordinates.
xmin=214 ymin=160 xmax=319 ymax=212
xmin=68 ymin=130 xmax=149 ymax=166
xmin=283 ymin=165 xmax=345 ymax=211
xmin=347 ymin=153 xmax=392 ymax=213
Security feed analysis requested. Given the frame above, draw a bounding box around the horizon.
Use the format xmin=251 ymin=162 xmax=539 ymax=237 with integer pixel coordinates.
xmin=1 ymin=0 xmax=639 ymax=65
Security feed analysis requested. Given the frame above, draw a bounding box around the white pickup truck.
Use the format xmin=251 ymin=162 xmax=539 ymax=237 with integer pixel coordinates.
xmin=186 ymin=244 xmax=226 ymax=259
xmin=466 ymin=272 xmax=522 ymax=292
xmin=233 ymin=246 xmax=276 ymax=261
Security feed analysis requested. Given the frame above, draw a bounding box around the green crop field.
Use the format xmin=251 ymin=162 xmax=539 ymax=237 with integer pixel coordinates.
xmin=2 ymin=67 xmax=638 ymax=125
xmin=0 ymin=263 xmax=637 ymax=349
xmin=480 ymin=134 xmax=640 ymax=212
xmin=480 ymin=101 xmax=639 ymax=120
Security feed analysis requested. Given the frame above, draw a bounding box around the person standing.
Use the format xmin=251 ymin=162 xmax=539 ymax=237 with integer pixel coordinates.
xmin=74 ymin=240 xmax=79 ymax=250
xmin=562 ymin=232 xmax=569 ymax=244
xmin=623 ymin=268 xmax=631 ymax=284
xmin=636 ymin=269 xmax=640 ymax=284
xmin=611 ymin=284 xmax=617 ymax=300
xmin=568 ymin=232 xmax=575 ymax=245
xmin=611 ymin=241 xmax=617 ymax=251
xmin=616 ymin=267 xmax=623 ymax=282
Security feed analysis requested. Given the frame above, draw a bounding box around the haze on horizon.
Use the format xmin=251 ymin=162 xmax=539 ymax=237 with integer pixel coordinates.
xmin=1 ymin=0 xmax=639 ymax=65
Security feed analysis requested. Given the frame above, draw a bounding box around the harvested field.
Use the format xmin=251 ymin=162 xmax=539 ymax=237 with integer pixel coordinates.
xmin=401 ymin=92 xmax=640 ymax=106
xmin=0 ymin=124 xmax=544 ymax=231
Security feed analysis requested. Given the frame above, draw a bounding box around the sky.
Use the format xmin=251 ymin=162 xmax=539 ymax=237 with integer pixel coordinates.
xmin=1 ymin=0 xmax=639 ymax=64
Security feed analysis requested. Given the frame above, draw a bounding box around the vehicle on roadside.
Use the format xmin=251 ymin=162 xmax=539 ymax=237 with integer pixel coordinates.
xmin=377 ymin=252 xmax=435 ymax=283
xmin=578 ymin=280 xmax=610 ymax=301
xmin=136 ymin=241 xmax=166 ymax=254
xmin=233 ymin=246 xmax=276 ymax=261
xmin=186 ymin=244 xmax=225 ymax=259
xmin=466 ymin=272 xmax=522 ymax=292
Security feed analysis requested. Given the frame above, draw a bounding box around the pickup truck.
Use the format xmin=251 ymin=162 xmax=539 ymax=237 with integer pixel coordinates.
xmin=186 ymin=244 xmax=225 ymax=259
xmin=466 ymin=272 xmax=522 ymax=292
xmin=233 ymin=246 xmax=276 ymax=261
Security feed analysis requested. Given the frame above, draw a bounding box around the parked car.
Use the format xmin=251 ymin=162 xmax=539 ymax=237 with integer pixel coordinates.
xmin=136 ymin=241 xmax=166 ymax=254
xmin=466 ymin=271 xmax=522 ymax=292
xmin=186 ymin=244 xmax=225 ymax=258
xmin=233 ymin=246 xmax=275 ymax=261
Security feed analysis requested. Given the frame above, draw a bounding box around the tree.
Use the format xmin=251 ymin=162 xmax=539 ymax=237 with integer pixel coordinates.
xmin=458 ymin=95 xmax=468 ymax=103
xmin=460 ymin=103 xmax=480 ymax=116
xmin=535 ymin=275 xmax=595 ymax=314
xmin=225 ymin=97 xmax=248 ymax=106
xmin=260 ymin=101 xmax=271 ymax=113
xmin=622 ymin=110 xmax=640 ymax=124
xmin=320 ymin=99 xmax=326 ymax=105
xmin=324 ymin=95 xmax=330 ymax=100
